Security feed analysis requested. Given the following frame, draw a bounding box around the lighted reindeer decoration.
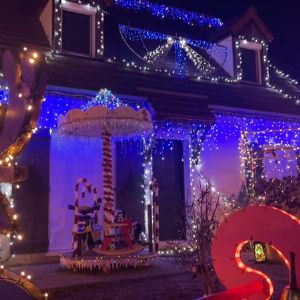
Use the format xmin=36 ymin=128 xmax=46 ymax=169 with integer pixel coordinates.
xmin=0 ymin=49 xmax=47 ymax=236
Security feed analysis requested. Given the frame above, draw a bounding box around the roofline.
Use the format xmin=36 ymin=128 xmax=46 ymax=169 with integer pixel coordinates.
xmin=230 ymin=6 xmax=274 ymax=42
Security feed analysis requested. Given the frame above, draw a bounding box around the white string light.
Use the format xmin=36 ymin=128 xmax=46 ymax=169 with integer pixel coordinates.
xmin=53 ymin=0 xmax=104 ymax=56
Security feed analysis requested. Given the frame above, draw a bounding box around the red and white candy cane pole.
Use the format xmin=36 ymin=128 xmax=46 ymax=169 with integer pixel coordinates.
xmin=102 ymin=130 xmax=114 ymax=224
xmin=150 ymin=177 xmax=159 ymax=253
xmin=154 ymin=197 xmax=159 ymax=252
xmin=73 ymin=178 xmax=88 ymax=257
xmin=81 ymin=181 xmax=99 ymax=223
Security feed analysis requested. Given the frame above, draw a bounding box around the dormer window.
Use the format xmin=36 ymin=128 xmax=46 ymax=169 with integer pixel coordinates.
xmin=53 ymin=0 xmax=104 ymax=57
xmin=239 ymin=40 xmax=262 ymax=84
xmin=62 ymin=10 xmax=91 ymax=55
xmin=61 ymin=1 xmax=96 ymax=56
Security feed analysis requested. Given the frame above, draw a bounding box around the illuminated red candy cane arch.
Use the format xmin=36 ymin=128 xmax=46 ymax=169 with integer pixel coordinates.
xmin=208 ymin=206 xmax=300 ymax=300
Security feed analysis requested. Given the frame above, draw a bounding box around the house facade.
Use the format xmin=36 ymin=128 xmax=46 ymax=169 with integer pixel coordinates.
xmin=1 ymin=0 xmax=300 ymax=254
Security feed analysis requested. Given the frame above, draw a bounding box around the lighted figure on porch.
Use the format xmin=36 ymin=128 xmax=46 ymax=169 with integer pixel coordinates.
xmin=68 ymin=178 xmax=102 ymax=257
xmin=59 ymin=89 xmax=158 ymax=271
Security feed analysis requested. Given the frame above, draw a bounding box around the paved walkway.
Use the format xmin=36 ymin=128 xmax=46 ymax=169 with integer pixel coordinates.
xmin=8 ymin=255 xmax=288 ymax=300
xmin=10 ymin=258 xmax=188 ymax=290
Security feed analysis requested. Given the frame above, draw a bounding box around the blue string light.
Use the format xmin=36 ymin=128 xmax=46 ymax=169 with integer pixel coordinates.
xmin=186 ymin=38 xmax=214 ymax=50
xmin=175 ymin=41 xmax=187 ymax=77
xmin=203 ymin=114 xmax=300 ymax=152
xmin=115 ymin=0 xmax=223 ymax=28
xmin=37 ymin=89 xmax=300 ymax=179
xmin=38 ymin=90 xmax=150 ymax=129
xmin=0 ymin=74 xmax=8 ymax=105
xmin=119 ymin=25 xmax=167 ymax=41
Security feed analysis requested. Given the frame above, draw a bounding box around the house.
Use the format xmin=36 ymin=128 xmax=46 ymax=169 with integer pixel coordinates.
xmin=1 ymin=0 xmax=300 ymax=256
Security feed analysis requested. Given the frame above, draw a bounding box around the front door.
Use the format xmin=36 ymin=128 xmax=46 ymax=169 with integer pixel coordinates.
xmin=153 ymin=139 xmax=186 ymax=241
xmin=115 ymin=140 xmax=144 ymax=227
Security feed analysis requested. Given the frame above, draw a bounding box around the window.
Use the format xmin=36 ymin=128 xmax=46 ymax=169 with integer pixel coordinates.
xmin=62 ymin=11 xmax=91 ymax=55
xmin=61 ymin=1 xmax=97 ymax=56
xmin=239 ymin=40 xmax=262 ymax=84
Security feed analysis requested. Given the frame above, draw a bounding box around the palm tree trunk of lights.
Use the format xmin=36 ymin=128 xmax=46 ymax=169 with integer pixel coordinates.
xmin=102 ymin=130 xmax=114 ymax=224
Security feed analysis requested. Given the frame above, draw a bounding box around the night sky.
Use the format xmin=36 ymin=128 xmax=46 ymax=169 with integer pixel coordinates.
xmin=161 ymin=0 xmax=300 ymax=79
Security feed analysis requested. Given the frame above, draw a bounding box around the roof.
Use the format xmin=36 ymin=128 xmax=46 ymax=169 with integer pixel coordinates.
xmin=231 ymin=7 xmax=274 ymax=42
xmin=0 ymin=0 xmax=49 ymax=50
xmin=214 ymin=7 xmax=274 ymax=43
xmin=46 ymin=54 xmax=300 ymax=119
xmin=0 ymin=0 xmax=299 ymax=121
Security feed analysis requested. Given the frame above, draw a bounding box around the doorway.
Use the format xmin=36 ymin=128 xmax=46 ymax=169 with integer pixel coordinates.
xmin=153 ymin=139 xmax=186 ymax=241
xmin=115 ymin=140 xmax=144 ymax=227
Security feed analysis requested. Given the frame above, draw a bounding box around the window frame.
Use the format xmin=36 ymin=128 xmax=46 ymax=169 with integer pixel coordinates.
xmin=54 ymin=0 xmax=104 ymax=57
xmin=239 ymin=40 xmax=263 ymax=84
xmin=61 ymin=1 xmax=96 ymax=57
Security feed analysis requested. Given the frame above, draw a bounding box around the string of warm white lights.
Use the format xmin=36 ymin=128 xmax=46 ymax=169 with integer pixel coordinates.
xmin=100 ymin=46 xmax=300 ymax=105
xmin=53 ymin=0 xmax=104 ymax=56
xmin=0 ymin=50 xmax=49 ymax=299
xmin=180 ymin=43 xmax=215 ymax=76
xmin=270 ymin=64 xmax=299 ymax=87
xmin=142 ymin=136 xmax=153 ymax=241
xmin=235 ymin=35 xmax=300 ymax=104
xmin=143 ymin=41 xmax=173 ymax=64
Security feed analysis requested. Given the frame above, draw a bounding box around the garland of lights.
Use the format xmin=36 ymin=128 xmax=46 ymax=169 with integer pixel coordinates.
xmin=119 ymin=24 xmax=221 ymax=77
xmin=119 ymin=24 xmax=167 ymax=42
xmin=48 ymin=15 xmax=300 ymax=99
xmin=106 ymin=36 xmax=300 ymax=103
xmin=0 ymin=50 xmax=46 ymax=168
xmin=234 ymin=36 xmax=300 ymax=104
xmin=270 ymin=64 xmax=299 ymax=87
xmin=0 ymin=51 xmax=48 ymax=299
xmin=0 ymin=268 xmax=47 ymax=299
xmin=115 ymin=0 xmax=223 ymax=28
xmin=119 ymin=25 xmax=215 ymax=49
xmin=268 ymin=64 xmax=300 ymax=104
xmin=180 ymin=43 xmax=215 ymax=76
xmin=37 ymin=89 xmax=300 ymax=153
xmin=60 ymin=252 xmax=158 ymax=271
xmin=36 ymin=89 xmax=300 ymax=191
xmin=143 ymin=41 xmax=173 ymax=64
xmin=0 ymin=191 xmax=19 ymax=236
xmin=37 ymin=89 xmax=150 ymax=130
xmin=53 ymin=0 xmax=104 ymax=56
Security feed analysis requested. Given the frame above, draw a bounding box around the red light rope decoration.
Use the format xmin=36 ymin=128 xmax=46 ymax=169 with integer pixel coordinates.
xmin=234 ymin=240 xmax=273 ymax=299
